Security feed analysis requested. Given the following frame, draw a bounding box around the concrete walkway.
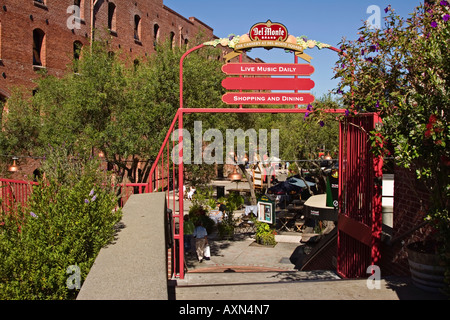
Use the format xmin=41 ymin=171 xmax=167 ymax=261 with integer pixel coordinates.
xmin=77 ymin=193 xmax=169 ymax=300
xmin=174 ymin=235 xmax=447 ymax=300
xmin=175 ymin=272 xmax=446 ymax=300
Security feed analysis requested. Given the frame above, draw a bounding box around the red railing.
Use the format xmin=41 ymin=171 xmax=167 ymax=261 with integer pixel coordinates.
xmin=148 ymin=109 xmax=183 ymax=279
xmin=0 ymin=178 xmax=38 ymax=213
xmin=0 ymin=178 xmax=154 ymax=214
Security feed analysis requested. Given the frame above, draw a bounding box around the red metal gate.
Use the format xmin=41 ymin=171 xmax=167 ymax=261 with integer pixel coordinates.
xmin=148 ymin=39 xmax=383 ymax=280
xmin=337 ymin=114 xmax=383 ymax=278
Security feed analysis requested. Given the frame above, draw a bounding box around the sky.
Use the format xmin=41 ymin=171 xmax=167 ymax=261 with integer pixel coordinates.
xmin=164 ymin=0 xmax=424 ymax=98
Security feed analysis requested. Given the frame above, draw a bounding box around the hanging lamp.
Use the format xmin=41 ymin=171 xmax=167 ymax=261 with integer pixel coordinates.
xmin=8 ymin=157 xmax=19 ymax=172
xmin=227 ymin=166 xmax=242 ymax=182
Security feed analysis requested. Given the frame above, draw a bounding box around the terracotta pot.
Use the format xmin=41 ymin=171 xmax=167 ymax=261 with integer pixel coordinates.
xmin=406 ymin=242 xmax=445 ymax=293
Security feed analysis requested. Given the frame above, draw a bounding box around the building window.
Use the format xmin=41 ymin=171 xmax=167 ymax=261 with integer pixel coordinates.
xmin=73 ymin=41 xmax=83 ymax=60
xmin=33 ymin=0 xmax=47 ymax=9
xmin=134 ymin=15 xmax=141 ymax=41
xmin=169 ymin=32 xmax=175 ymax=49
xmin=153 ymin=24 xmax=160 ymax=47
xmin=108 ymin=2 xmax=116 ymax=32
xmin=33 ymin=28 xmax=45 ymax=67
xmin=74 ymin=0 xmax=85 ymax=20
xmin=73 ymin=41 xmax=83 ymax=73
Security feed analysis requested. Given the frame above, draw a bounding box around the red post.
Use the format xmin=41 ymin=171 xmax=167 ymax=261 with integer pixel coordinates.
xmin=371 ymin=114 xmax=383 ymax=267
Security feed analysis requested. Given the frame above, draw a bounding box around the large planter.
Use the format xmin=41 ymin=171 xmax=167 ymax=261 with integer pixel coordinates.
xmin=406 ymin=242 xmax=445 ymax=293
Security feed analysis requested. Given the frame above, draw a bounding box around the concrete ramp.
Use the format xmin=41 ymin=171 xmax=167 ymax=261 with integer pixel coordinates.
xmin=77 ymin=193 xmax=168 ymax=300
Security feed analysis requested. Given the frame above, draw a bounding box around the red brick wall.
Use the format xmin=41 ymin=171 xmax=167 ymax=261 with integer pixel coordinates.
xmin=380 ymin=165 xmax=433 ymax=276
xmin=0 ymin=0 xmax=219 ymax=98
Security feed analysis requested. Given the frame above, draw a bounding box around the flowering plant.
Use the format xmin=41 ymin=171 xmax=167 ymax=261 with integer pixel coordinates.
xmin=333 ymin=1 xmax=449 ymax=288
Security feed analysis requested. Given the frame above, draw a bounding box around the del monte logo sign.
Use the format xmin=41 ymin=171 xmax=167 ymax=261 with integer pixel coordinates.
xmin=249 ymin=20 xmax=288 ymax=42
xmin=204 ymin=20 xmax=331 ymax=63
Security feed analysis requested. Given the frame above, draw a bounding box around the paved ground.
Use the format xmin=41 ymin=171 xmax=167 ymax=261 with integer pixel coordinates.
xmin=184 ymin=236 xmax=301 ymax=273
xmin=173 ymin=234 xmax=447 ymax=300
xmin=172 ymin=181 xmax=447 ymax=301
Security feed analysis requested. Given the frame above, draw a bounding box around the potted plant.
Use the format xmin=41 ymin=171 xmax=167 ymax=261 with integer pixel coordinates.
xmin=329 ymin=2 xmax=449 ymax=293
xmin=255 ymin=221 xmax=277 ymax=246
xmin=217 ymin=211 xmax=235 ymax=240
xmin=216 ymin=193 xmax=245 ymax=240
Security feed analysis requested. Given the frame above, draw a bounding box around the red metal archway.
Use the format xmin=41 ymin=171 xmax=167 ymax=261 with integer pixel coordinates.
xmin=148 ymin=39 xmax=382 ymax=280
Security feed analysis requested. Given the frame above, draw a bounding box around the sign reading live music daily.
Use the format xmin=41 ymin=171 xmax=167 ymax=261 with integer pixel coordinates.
xmin=203 ymin=20 xmax=333 ymax=107
xmin=222 ymin=63 xmax=315 ymax=76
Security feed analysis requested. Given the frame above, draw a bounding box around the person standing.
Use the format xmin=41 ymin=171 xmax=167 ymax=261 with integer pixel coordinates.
xmin=193 ymin=221 xmax=208 ymax=262
xmin=183 ymin=215 xmax=195 ymax=254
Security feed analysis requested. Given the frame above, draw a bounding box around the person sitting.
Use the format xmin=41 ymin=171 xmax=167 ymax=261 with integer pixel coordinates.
xmin=187 ymin=186 xmax=196 ymax=200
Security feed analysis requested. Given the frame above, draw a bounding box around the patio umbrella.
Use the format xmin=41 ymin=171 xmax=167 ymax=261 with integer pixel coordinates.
xmin=267 ymin=180 xmax=302 ymax=195
xmin=286 ymin=176 xmax=316 ymax=189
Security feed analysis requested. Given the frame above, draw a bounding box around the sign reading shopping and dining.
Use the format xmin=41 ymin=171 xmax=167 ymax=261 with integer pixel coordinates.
xmin=204 ymin=20 xmax=332 ymax=107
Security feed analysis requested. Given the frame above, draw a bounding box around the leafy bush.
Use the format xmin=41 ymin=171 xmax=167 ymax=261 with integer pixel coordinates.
xmin=0 ymin=150 xmax=121 ymax=300
xmin=216 ymin=193 xmax=244 ymax=240
xmin=255 ymin=221 xmax=277 ymax=246
xmin=188 ymin=204 xmax=215 ymax=235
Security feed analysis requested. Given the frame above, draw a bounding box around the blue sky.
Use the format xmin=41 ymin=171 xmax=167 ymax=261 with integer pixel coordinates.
xmin=164 ymin=0 xmax=424 ymax=98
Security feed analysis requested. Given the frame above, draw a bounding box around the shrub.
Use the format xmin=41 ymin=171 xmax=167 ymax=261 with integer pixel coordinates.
xmin=0 ymin=150 xmax=121 ymax=299
xmin=255 ymin=221 xmax=277 ymax=246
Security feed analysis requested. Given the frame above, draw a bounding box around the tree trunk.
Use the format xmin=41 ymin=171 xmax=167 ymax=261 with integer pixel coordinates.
xmin=238 ymin=164 xmax=257 ymax=205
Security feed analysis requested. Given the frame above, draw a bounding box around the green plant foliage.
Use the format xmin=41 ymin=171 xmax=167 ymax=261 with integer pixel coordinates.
xmin=0 ymin=39 xmax=225 ymax=183
xmin=255 ymin=221 xmax=277 ymax=246
xmin=0 ymin=148 xmax=121 ymax=299
xmin=332 ymin=2 xmax=449 ymax=292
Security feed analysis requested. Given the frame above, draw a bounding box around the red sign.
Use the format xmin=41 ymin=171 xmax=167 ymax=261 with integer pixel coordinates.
xmin=222 ymin=77 xmax=315 ymax=91
xmin=222 ymin=93 xmax=315 ymax=105
xmin=222 ymin=63 xmax=315 ymax=76
xmin=249 ymin=20 xmax=288 ymax=42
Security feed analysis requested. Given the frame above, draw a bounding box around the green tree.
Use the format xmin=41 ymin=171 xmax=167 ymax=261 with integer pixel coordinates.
xmin=0 ymin=39 xmax=225 ymax=184
xmin=333 ymin=2 xmax=449 ymax=289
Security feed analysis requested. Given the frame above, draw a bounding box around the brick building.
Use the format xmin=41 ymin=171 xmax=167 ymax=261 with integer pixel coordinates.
xmin=0 ymin=0 xmax=253 ymax=99
xmin=0 ymin=0 xmax=260 ymax=179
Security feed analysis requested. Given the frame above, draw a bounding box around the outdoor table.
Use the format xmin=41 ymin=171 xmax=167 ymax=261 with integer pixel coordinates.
xmin=244 ymin=205 xmax=257 ymax=216
xmin=277 ymin=211 xmax=295 ymax=232
xmin=278 ymin=216 xmax=294 ymax=231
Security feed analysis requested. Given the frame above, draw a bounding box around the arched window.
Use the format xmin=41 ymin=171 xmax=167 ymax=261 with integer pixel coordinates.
xmin=33 ymin=28 xmax=45 ymax=66
xmin=73 ymin=41 xmax=83 ymax=60
xmin=73 ymin=41 xmax=83 ymax=72
xmin=134 ymin=15 xmax=141 ymax=41
xmin=73 ymin=0 xmax=84 ymax=20
xmin=169 ymin=31 xmax=175 ymax=49
xmin=107 ymin=2 xmax=116 ymax=32
xmin=153 ymin=24 xmax=160 ymax=47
